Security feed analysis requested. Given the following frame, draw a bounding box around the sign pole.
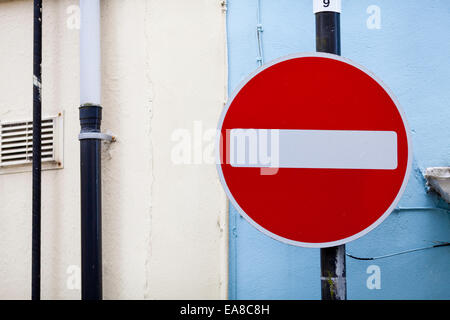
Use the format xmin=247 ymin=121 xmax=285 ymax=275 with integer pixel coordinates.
xmin=314 ymin=0 xmax=347 ymax=300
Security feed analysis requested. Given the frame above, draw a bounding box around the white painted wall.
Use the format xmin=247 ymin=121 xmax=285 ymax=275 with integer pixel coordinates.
xmin=0 ymin=0 xmax=228 ymax=300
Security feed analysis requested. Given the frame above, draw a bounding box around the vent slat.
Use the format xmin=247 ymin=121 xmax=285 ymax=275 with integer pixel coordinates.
xmin=1 ymin=137 xmax=30 ymax=144
xmin=41 ymin=133 xmax=53 ymax=139
xmin=0 ymin=158 xmax=54 ymax=167
xmin=1 ymin=124 xmax=54 ymax=130
xmin=1 ymin=122 xmax=53 ymax=130
xmin=1 ymin=117 xmax=58 ymax=168
xmin=1 ymin=134 xmax=53 ymax=144
xmin=0 ymin=124 xmax=51 ymax=131
xmin=1 ymin=154 xmax=29 ymax=161
xmin=1 ymin=146 xmax=53 ymax=155
xmin=2 ymin=120 xmax=52 ymax=127
xmin=1 ymin=141 xmax=53 ymax=149
xmin=1 ymin=123 xmax=31 ymax=131
xmin=1 ymin=131 xmax=29 ymax=138
xmin=1 ymin=151 xmax=54 ymax=161
xmin=1 ymin=141 xmax=29 ymax=148
xmin=41 ymin=151 xmax=54 ymax=157
xmin=1 ymin=141 xmax=32 ymax=149
xmin=1 ymin=159 xmax=28 ymax=165
xmin=1 ymin=129 xmax=53 ymax=138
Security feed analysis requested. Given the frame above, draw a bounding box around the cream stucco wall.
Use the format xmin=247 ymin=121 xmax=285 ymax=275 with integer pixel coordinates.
xmin=0 ymin=0 xmax=228 ymax=300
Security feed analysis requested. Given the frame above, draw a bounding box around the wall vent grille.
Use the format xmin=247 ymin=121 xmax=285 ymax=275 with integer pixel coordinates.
xmin=0 ymin=114 xmax=63 ymax=173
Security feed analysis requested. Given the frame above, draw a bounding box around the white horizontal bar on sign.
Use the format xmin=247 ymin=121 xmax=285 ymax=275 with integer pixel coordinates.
xmin=229 ymin=129 xmax=398 ymax=170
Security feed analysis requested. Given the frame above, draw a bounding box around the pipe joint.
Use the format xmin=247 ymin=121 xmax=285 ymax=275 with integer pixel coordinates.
xmin=79 ymin=104 xmax=102 ymax=131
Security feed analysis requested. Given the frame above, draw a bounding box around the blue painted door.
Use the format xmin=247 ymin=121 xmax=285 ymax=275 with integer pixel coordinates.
xmin=227 ymin=0 xmax=450 ymax=300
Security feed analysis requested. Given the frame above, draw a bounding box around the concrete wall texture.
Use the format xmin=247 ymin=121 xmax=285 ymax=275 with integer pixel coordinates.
xmin=0 ymin=0 xmax=449 ymax=300
xmin=0 ymin=0 xmax=227 ymax=299
xmin=228 ymin=0 xmax=450 ymax=300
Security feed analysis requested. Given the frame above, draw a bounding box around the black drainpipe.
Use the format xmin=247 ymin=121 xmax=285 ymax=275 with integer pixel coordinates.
xmin=79 ymin=0 xmax=104 ymax=300
xmin=32 ymin=0 xmax=42 ymax=301
xmin=79 ymin=105 xmax=103 ymax=300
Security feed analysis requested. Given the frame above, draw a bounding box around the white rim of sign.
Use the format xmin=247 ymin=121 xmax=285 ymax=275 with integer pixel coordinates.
xmin=216 ymin=52 xmax=413 ymax=248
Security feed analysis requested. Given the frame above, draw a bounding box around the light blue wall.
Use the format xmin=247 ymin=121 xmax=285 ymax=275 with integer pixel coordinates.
xmin=227 ymin=0 xmax=450 ymax=300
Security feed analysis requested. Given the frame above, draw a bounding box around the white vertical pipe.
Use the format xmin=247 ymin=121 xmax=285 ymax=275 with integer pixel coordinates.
xmin=80 ymin=0 xmax=101 ymax=105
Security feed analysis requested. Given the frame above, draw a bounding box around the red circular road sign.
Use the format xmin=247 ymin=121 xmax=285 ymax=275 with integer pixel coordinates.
xmin=217 ymin=53 xmax=412 ymax=248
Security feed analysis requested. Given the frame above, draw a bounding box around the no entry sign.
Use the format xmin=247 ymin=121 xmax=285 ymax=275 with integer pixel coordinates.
xmin=217 ymin=53 xmax=412 ymax=248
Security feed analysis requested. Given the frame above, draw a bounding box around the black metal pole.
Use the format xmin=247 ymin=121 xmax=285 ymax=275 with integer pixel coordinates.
xmin=80 ymin=105 xmax=103 ymax=300
xmin=315 ymin=11 xmax=341 ymax=55
xmin=315 ymin=9 xmax=347 ymax=300
xmin=32 ymin=0 xmax=42 ymax=301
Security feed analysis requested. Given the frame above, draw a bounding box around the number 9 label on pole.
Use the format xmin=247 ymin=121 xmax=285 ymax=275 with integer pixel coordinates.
xmin=313 ymin=0 xmax=341 ymax=13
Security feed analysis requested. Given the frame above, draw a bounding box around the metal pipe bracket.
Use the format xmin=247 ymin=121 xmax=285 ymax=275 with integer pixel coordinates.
xmin=78 ymin=132 xmax=116 ymax=142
